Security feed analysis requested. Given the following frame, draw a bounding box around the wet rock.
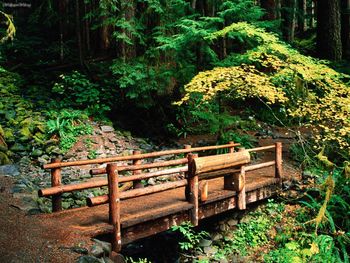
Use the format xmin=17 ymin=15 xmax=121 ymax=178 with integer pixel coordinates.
xmin=101 ymin=126 xmax=114 ymax=133
xmin=90 ymin=244 xmax=104 ymax=258
xmin=0 ymin=164 xmax=19 ymax=176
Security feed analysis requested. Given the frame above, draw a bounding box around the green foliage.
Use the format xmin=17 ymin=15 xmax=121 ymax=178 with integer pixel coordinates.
xmin=179 ymin=22 xmax=350 ymax=162
xmin=52 ymin=71 xmax=111 ymax=117
xmin=126 ymin=257 xmax=152 ymax=263
xmin=110 ymin=58 xmax=172 ymax=108
xmin=0 ymin=11 xmax=16 ymax=43
xmin=171 ymin=221 xmax=209 ymax=252
xmin=46 ymin=109 xmax=93 ymax=153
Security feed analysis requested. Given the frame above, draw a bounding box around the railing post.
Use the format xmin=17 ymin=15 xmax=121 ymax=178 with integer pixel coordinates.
xmin=132 ymin=150 xmax=143 ymax=189
xmin=186 ymin=153 xmax=199 ymax=226
xmin=236 ymin=165 xmax=246 ymax=210
xmin=275 ymin=142 xmax=283 ymax=179
xmin=224 ymin=147 xmax=244 ymax=190
xmin=51 ymin=158 xmax=62 ymax=212
xmin=228 ymin=141 xmax=235 ymax=153
xmin=184 ymin=144 xmax=191 ymax=156
xmin=107 ymin=163 xmax=121 ymax=253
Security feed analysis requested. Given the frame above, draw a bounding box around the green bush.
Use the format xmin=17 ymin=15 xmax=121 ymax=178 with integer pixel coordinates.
xmin=52 ymin=71 xmax=110 ymax=117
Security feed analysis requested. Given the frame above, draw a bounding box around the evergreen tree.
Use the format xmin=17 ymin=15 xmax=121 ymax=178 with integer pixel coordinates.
xmin=317 ymin=0 xmax=343 ymax=60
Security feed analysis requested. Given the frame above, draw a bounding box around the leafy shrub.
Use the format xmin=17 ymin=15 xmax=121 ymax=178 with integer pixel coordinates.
xmin=52 ymin=71 xmax=110 ymax=117
xmin=171 ymin=221 xmax=209 ymax=252
xmin=46 ymin=109 xmax=93 ymax=153
xmin=178 ymin=22 xmax=350 ymax=162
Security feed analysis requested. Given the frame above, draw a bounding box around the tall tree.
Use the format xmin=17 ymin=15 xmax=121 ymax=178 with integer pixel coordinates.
xmin=341 ymin=0 xmax=350 ymax=58
xmin=317 ymin=0 xmax=342 ymax=60
xmin=261 ymin=0 xmax=278 ymax=20
xmin=282 ymin=0 xmax=297 ymax=42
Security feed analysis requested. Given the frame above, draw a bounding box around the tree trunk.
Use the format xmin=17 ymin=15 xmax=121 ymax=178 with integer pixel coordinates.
xmin=341 ymin=0 xmax=350 ymax=58
xmin=261 ymin=0 xmax=277 ymax=20
xmin=58 ymin=0 xmax=67 ymax=62
xmin=75 ymin=0 xmax=84 ymax=65
xmin=100 ymin=16 xmax=111 ymax=51
xmin=317 ymin=0 xmax=343 ymax=60
xmin=282 ymin=0 xmax=297 ymax=42
xmin=120 ymin=0 xmax=136 ymax=61
xmin=297 ymin=0 xmax=307 ymax=33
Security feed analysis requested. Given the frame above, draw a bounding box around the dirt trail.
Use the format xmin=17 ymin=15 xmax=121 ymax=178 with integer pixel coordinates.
xmin=0 ymin=176 xmax=82 ymax=263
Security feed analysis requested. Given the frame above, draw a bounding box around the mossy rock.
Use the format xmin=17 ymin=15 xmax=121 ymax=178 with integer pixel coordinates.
xmin=19 ymin=126 xmax=33 ymax=141
xmin=0 ymin=143 xmax=8 ymax=152
xmin=10 ymin=143 xmax=27 ymax=152
xmin=3 ymin=128 xmax=15 ymax=143
xmin=0 ymin=152 xmax=11 ymax=165
xmin=31 ymin=149 xmax=43 ymax=157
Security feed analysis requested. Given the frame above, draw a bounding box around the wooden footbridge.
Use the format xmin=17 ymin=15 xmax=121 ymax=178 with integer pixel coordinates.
xmin=38 ymin=142 xmax=283 ymax=258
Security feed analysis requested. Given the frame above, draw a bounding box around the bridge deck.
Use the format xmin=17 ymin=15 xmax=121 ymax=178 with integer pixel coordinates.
xmin=38 ymin=165 xmax=283 ymax=246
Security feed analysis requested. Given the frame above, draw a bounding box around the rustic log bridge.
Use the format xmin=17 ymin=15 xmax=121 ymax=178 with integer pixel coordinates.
xmin=37 ymin=142 xmax=284 ymax=257
xmin=40 ymin=143 xmax=239 ymax=212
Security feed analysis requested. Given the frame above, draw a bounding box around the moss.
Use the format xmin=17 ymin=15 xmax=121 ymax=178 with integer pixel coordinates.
xmin=0 ymin=152 xmax=11 ymax=165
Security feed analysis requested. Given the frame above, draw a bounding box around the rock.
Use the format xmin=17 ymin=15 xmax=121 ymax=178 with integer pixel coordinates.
xmin=212 ymin=233 xmax=223 ymax=241
xmin=227 ymin=219 xmax=238 ymax=226
xmin=90 ymin=244 xmax=104 ymax=258
xmin=203 ymin=246 xmax=217 ymax=255
xmin=1 ymin=164 xmax=20 ymax=177
xmin=10 ymin=143 xmax=26 ymax=152
xmin=302 ymin=170 xmax=316 ymax=179
xmin=219 ymin=223 xmax=229 ymax=232
xmin=147 ymin=178 xmax=156 ymax=186
xmin=76 ymin=255 xmax=102 ymax=263
xmin=38 ymin=157 xmax=48 ymax=165
xmin=219 ymin=258 xmax=229 ymax=263
xmin=0 ymin=152 xmax=11 ymax=165
xmin=19 ymin=126 xmax=32 ymax=141
xmin=32 ymin=149 xmax=43 ymax=157
xmin=101 ymin=126 xmax=114 ymax=133
xmin=199 ymin=238 xmax=212 ymax=247
xmin=109 ymin=137 xmax=119 ymax=143
xmin=70 ymin=247 xmax=89 ymax=255
xmin=101 ymin=257 xmax=115 ymax=263
xmin=91 ymin=239 xmax=112 ymax=255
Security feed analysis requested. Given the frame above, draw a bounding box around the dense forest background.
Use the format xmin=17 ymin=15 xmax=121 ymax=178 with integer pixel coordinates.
xmin=0 ymin=0 xmax=350 ymax=262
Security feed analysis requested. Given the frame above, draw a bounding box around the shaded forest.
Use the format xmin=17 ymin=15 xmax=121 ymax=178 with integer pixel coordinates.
xmin=0 ymin=0 xmax=350 ymax=262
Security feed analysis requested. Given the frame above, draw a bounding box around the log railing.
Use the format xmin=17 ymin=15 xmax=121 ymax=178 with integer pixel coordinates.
xmin=106 ymin=143 xmax=282 ymax=252
xmin=39 ymin=142 xmax=239 ymax=212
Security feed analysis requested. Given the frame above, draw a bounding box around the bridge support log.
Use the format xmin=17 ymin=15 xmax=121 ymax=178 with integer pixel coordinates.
xmin=187 ymin=153 xmax=199 ymax=226
xmin=107 ymin=163 xmax=122 ymax=253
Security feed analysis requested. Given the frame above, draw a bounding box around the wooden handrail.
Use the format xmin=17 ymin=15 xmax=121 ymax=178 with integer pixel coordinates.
xmin=90 ymin=158 xmax=188 ymax=175
xmin=39 ymin=166 xmax=188 ymax=197
xmin=43 ymin=143 xmax=240 ymax=169
xmin=88 ymin=179 xmax=188 ymax=206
